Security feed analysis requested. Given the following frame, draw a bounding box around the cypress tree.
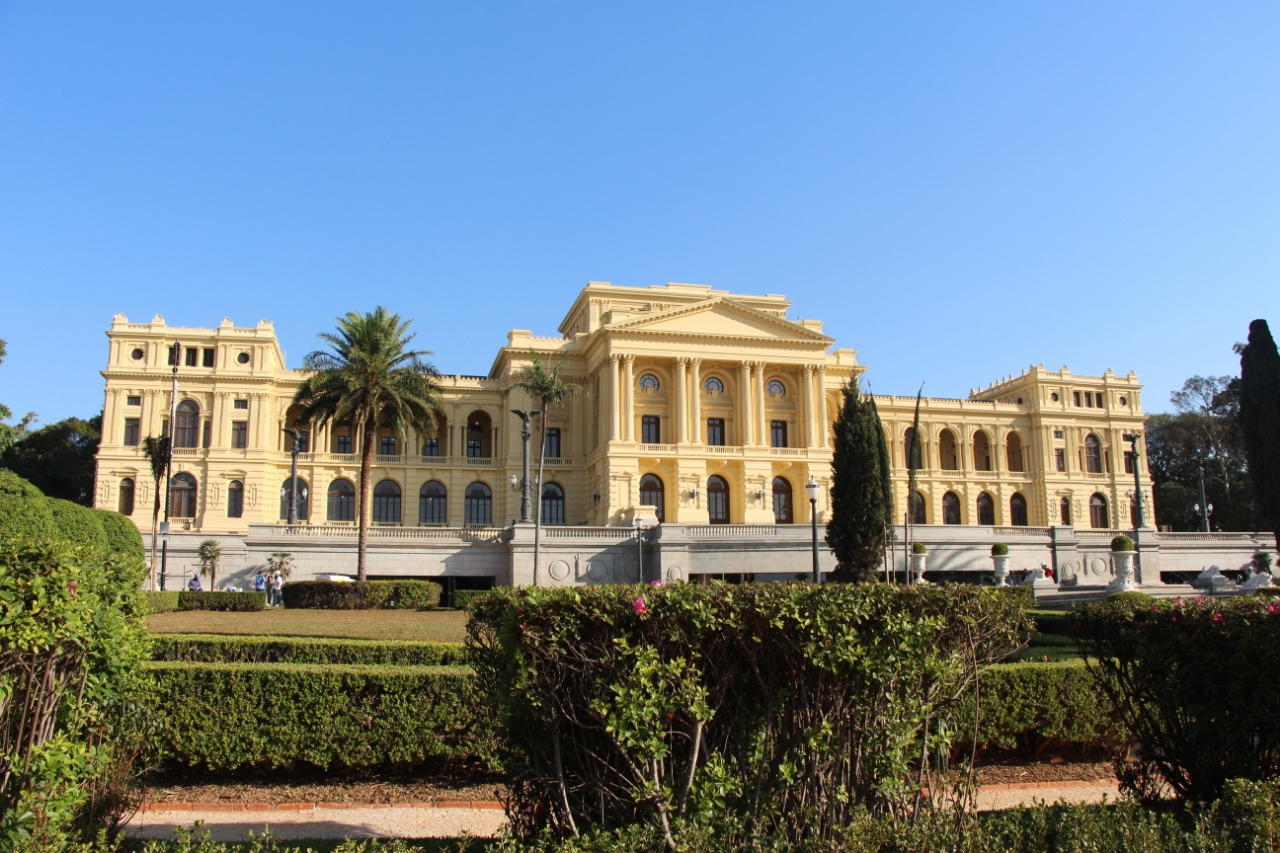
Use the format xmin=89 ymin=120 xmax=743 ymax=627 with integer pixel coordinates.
xmin=827 ymin=380 xmax=891 ymax=581
xmin=1239 ymin=319 xmax=1280 ymax=544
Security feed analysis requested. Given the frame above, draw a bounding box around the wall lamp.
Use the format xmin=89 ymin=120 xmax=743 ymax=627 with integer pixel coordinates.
xmin=689 ymin=487 xmax=699 ymax=500
xmin=592 ymin=491 xmax=600 ymax=505
xmin=755 ymin=488 xmax=765 ymax=501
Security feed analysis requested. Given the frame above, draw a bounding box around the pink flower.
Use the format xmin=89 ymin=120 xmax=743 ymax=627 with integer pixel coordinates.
xmin=650 ymin=580 xmax=663 ymax=587
xmin=68 ymin=580 xmax=78 ymax=596
xmin=1212 ymin=613 xmax=1225 ymax=625
xmin=633 ymin=596 xmax=648 ymax=615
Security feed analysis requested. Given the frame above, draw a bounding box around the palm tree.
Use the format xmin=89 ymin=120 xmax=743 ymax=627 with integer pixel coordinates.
xmin=292 ymin=308 xmax=444 ymax=580
xmin=197 ymin=539 xmax=222 ymax=592
xmin=510 ymin=355 xmax=581 ymax=584
xmin=142 ymin=435 xmax=170 ymax=590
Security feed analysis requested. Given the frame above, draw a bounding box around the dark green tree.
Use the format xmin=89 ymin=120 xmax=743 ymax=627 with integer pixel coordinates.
xmin=1240 ymin=319 xmax=1280 ymax=543
xmin=0 ymin=338 xmax=36 ymax=454
xmin=1 ymin=414 xmax=101 ymax=505
xmin=293 ymin=308 xmax=444 ymax=580
xmin=826 ymin=380 xmax=891 ymax=581
xmin=142 ymin=435 xmax=170 ymax=587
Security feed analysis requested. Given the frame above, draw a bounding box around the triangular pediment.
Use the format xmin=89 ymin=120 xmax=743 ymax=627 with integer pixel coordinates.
xmin=609 ymin=298 xmax=831 ymax=346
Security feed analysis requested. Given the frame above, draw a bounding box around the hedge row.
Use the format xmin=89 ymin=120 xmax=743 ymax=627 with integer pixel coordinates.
xmin=452 ymin=588 xmax=495 ymax=611
xmin=143 ymin=591 xmax=181 ymax=613
xmin=144 ymin=662 xmax=499 ymax=771
xmin=0 ymin=469 xmax=144 ymax=560
xmin=282 ymin=579 xmax=442 ymax=610
xmin=150 ymin=634 xmax=468 ymax=666
xmin=178 ymin=590 xmax=267 ymax=611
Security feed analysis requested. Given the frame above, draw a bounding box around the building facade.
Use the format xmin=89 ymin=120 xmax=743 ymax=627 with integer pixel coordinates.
xmin=94 ymin=281 xmax=1164 ymax=587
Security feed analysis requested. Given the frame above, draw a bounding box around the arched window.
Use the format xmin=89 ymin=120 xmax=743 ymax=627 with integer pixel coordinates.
xmin=1006 ymin=432 xmax=1025 ymax=472
xmin=638 ymin=373 xmax=660 ymax=392
xmin=939 ymin=429 xmax=959 ymax=471
xmin=465 ymin=483 xmax=492 ymax=526
xmin=1085 ymin=434 xmax=1103 ymax=474
xmin=707 ymin=475 xmax=730 ymax=524
xmin=373 ymin=480 xmax=401 ymax=524
xmin=767 ymin=379 xmax=786 ymax=397
xmin=172 ymin=473 xmax=198 ymax=518
xmin=541 ymin=483 xmax=565 ymax=526
xmin=280 ymin=477 xmax=310 ymax=521
xmin=1060 ymin=497 xmax=1072 ymax=526
xmin=174 ymin=400 xmax=200 ymax=448
xmin=943 ymin=491 xmax=961 ymax=525
xmin=772 ymin=477 xmax=793 ymax=524
xmin=419 ymin=481 xmax=447 ymax=525
xmin=973 ymin=432 xmax=993 ymax=472
xmin=119 ymin=478 xmax=135 ymax=515
xmin=704 ymin=377 xmax=724 ymax=395
xmin=910 ymin=491 xmax=926 ymax=524
xmin=976 ymin=492 xmax=995 ymax=525
xmin=904 ymin=428 xmax=923 ymax=470
xmin=1010 ymin=493 xmax=1028 ymax=526
xmin=640 ymin=474 xmax=665 ymax=522
xmin=327 ymin=479 xmax=356 ymax=521
xmin=1090 ymin=493 xmax=1109 ymax=529
xmin=227 ymin=480 xmax=244 ymax=519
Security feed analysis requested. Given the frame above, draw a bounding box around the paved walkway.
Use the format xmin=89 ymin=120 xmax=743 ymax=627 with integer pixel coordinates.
xmin=125 ymin=781 xmax=1123 ymax=842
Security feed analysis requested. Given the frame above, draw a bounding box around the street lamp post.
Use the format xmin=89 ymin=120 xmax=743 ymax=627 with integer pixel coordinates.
xmin=1123 ymin=433 xmax=1146 ymax=583
xmin=283 ymin=428 xmax=301 ymax=526
xmin=806 ymin=477 xmax=821 ymax=583
xmin=159 ymin=342 xmax=180 ymax=591
xmin=635 ymin=518 xmax=650 ymax=583
xmin=1196 ymin=462 xmax=1213 ymax=532
xmin=510 ymin=409 xmax=540 ymax=524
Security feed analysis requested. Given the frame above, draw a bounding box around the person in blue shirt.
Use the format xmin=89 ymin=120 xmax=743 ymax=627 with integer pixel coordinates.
xmin=187 ymin=573 xmax=202 ymax=592
xmin=253 ymin=570 xmax=267 ymax=594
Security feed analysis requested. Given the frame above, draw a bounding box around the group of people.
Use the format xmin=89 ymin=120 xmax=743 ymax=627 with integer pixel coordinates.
xmin=254 ymin=569 xmax=285 ymax=606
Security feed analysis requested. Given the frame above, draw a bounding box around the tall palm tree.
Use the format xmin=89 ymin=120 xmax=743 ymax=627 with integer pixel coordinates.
xmin=142 ymin=435 xmax=170 ymax=590
xmin=292 ymin=308 xmax=444 ymax=580
xmin=510 ymin=355 xmax=581 ymax=584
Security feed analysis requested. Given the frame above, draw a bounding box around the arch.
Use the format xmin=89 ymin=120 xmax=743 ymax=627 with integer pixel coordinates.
xmin=172 ymin=473 xmax=198 ymax=518
xmin=976 ymin=492 xmax=995 ymax=526
xmin=1060 ymin=497 xmax=1072 ymax=525
xmin=465 ymin=410 xmax=494 ymax=459
xmin=1090 ymin=493 xmax=1109 ymax=529
xmin=973 ymin=431 xmax=993 ymax=471
xmin=909 ymin=490 xmax=926 ymax=524
xmin=279 ymin=477 xmax=310 ymax=521
xmin=328 ymin=478 xmax=356 ymax=521
xmin=464 ymin=482 xmax=492 ymax=526
xmin=174 ymin=399 xmax=200 ymax=448
xmin=938 ymin=429 xmax=959 ymax=471
xmin=118 ymin=478 xmax=135 ymax=515
xmin=541 ymin=482 xmax=566 ymax=526
xmin=942 ymin=491 xmax=961 ymax=525
xmin=640 ymin=474 xmax=665 ymax=523
xmin=227 ymin=480 xmax=244 ymax=519
xmin=373 ymin=480 xmax=401 ymax=524
xmin=1085 ymin=434 xmax=1103 ymax=474
xmin=904 ymin=427 xmax=924 ymax=470
xmin=707 ymin=475 xmax=730 ymax=524
xmin=772 ymin=477 xmax=793 ymax=524
xmin=419 ymin=481 xmax=447 ymax=525
xmin=1010 ymin=492 xmax=1029 ymax=526
xmin=1005 ymin=431 xmax=1025 ymax=472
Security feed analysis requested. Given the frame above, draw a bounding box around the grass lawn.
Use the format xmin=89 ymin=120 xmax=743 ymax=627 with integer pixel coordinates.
xmin=147 ymin=608 xmax=470 ymax=642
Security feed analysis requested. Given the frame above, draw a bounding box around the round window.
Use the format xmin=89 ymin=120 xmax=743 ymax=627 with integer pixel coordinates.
xmin=704 ymin=377 xmax=724 ymax=394
xmin=639 ymin=373 xmax=659 ymax=391
xmin=130 ymin=347 xmax=144 ymax=361
xmin=1050 ymin=392 xmax=1060 ymax=402
xmin=237 ymin=352 xmax=250 ymax=364
xmin=1118 ymin=395 xmax=1128 ymax=406
xmin=767 ymin=380 xmax=786 ymax=397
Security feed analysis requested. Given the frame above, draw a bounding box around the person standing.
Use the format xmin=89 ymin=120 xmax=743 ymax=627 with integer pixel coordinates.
xmin=253 ymin=569 xmax=267 ymax=599
xmin=270 ymin=570 xmax=284 ymax=607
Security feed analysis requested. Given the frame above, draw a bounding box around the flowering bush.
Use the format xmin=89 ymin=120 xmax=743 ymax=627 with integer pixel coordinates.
xmin=1071 ymin=595 xmax=1280 ymax=801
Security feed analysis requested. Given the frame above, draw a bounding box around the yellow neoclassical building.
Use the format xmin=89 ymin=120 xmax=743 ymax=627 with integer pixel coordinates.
xmin=94 ymin=281 xmax=1153 ymax=541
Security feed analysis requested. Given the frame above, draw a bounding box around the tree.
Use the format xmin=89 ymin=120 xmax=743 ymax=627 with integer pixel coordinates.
xmin=1 ymin=414 xmax=101 ymax=504
xmin=267 ymin=551 xmax=294 ymax=579
xmin=292 ymin=308 xmax=444 ymax=580
xmin=904 ymin=387 xmax=923 ymax=580
xmin=1240 ymin=319 xmax=1280 ymax=544
xmin=509 ymin=355 xmax=581 ymax=584
xmin=0 ymin=338 xmax=35 ymax=455
xmin=826 ymin=380 xmax=891 ymax=581
xmin=197 ymin=539 xmax=222 ymax=592
xmin=142 ymin=435 xmax=170 ymax=588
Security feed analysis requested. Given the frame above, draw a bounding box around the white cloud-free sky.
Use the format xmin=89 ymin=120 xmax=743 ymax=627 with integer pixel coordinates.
xmin=1 ymin=2 xmax=1276 ymax=426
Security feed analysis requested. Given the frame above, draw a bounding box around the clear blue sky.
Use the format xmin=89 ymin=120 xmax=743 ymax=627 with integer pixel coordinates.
xmin=2 ymin=2 xmax=1277 ymax=428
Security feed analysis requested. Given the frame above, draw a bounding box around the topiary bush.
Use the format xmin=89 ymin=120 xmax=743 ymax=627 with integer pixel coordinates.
xmin=991 ymin=543 xmax=1009 ymax=556
xmin=149 ymin=634 xmax=467 ymax=666
xmin=0 ymin=468 xmax=57 ymax=542
xmin=143 ymin=591 xmax=181 ymax=614
xmin=911 ymin=541 xmax=927 ymax=554
xmin=453 ymin=589 xmax=495 ymax=611
xmin=282 ymin=580 xmax=442 ymax=610
xmin=1104 ymin=590 xmax=1155 ymax=609
xmin=177 ymin=591 xmax=266 ymax=612
xmin=1110 ymin=534 xmax=1135 ymax=552
xmin=97 ymin=510 xmax=144 ymax=561
xmin=47 ymin=497 xmax=109 ymax=553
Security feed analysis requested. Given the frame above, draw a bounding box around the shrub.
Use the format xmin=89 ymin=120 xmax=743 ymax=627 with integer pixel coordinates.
xmin=1072 ymin=595 xmax=1280 ymax=802
xmin=1029 ymin=609 xmax=1073 ymax=637
xmin=996 ymin=585 xmax=1035 ymax=607
xmin=1104 ymin=590 xmax=1155 ymax=608
xmin=144 ymin=662 xmax=498 ymax=772
xmin=365 ymin=579 xmax=442 ymax=610
xmin=1253 ymin=550 xmax=1275 ymax=574
xmin=453 ymin=589 xmax=495 ymax=611
xmin=282 ymin=580 xmax=442 ymax=610
xmin=1255 ymin=587 xmax=1280 ymax=598
xmin=1110 ymin=534 xmax=1135 ymax=552
xmin=468 ymin=583 xmax=1030 ymax=845
xmin=911 ymin=541 xmax=927 ymax=554
xmin=149 ymin=634 xmax=467 ymax=666
xmin=97 ymin=510 xmax=144 ymax=561
xmin=991 ymin=543 xmax=1009 ymax=556
xmin=143 ymin=591 xmax=181 ymax=614
xmin=177 ymin=591 xmax=266 ymax=612
xmin=0 ymin=468 xmax=57 ymax=541
xmin=47 ymin=497 xmax=109 ymax=553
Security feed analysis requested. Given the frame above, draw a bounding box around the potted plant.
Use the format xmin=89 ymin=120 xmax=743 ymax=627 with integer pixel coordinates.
xmin=990 ymin=543 xmax=1009 ymax=587
xmin=1108 ymin=534 xmax=1137 ymax=592
xmin=910 ymin=542 xmax=928 ymax=584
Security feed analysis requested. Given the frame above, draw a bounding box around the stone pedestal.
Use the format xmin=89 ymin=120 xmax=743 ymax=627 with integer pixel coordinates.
xmin=1107 ymin=550 xmax=1138 ymax=593
xmin=910 ymin=553 xmax=927 ymax=585
xmin=991 ymin=554 xmax=1010 ymax=586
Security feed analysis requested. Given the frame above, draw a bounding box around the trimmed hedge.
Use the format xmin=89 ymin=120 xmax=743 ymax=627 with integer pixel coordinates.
xmin=149 ymin=634 xmax=467 ymax=666
xmin=47 ymin=497 xmax=109 ymax=553
xmin=282 ymin=579 xmax=442 ymax=610
xmin=143 ymin=591 xmax=181 ymax=614
xmin=0 ymin=468 xmax=57 ymax=541
xmin=98 ymin=509 xmax=144 ymax=560
xmin=452 ymin=589 xmax=495 ymax=611
xmin=1029 ymin=609 xmax=1073 ymax=637
xmin=144 ymin=662 xmax=498 ymax=771
xmin=178 ymin=591 xmax=267 ymax=611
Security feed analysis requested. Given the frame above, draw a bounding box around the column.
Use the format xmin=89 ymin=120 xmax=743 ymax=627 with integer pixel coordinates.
xmin=609 ymin=355 xmax=621 ymax=441
xmin=755 ymin=362 xmax=767 ymax=446
xmin=739 ymin=363 xmax=753 ymax=446
xmin=801 ymin=366 xmax=814 ymax=448
xmin=623 ymin=355 xmax=635 ymax=442
xmin=675 ymin=358 xmax=688 ymax=444
xmin=816 ymin=367 xmax=829 ymax=448
xmin=690 ymin=359 xmax=702 ymax=444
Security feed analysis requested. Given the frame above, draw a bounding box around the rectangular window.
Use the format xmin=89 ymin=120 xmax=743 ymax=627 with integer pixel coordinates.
xmin=233 ymin=399 xmax=248 ymax=410
xmin=641 ymin=415 xmax=660 ymax=444
xmin=770 ymin=420 xmax=787 ymax=448
xmin=231 ymin=422 xmax=248 ymax=449
xmin=202 ymin=420 xmax=212 ymax=448
xmin=1055 ymin=448 xmax=1066 ymax=472
xmin=707 ymin=418 xmax=725 ymax=446
xmin=202 ymin=348 xmax=215 ymax=368
xmin=1053 ymin=429 xmax=1064 ymax=439
xmin=1096 ymin=392 xmax=1104 ymax=408
xmin=467 ymin=439 xmax=482 ymax=458
xmin=1124 ymin=451 xmax=1134 ymax=474
xmin=336 ymin=434 xmax=352 ymax=454
xmin=184 ymin=348 xmax=198 ymax=367
xmin=422 ymin=437 xmax=439 ymax=457
xmin=544 ymin=428 xmax=561 ymax=458
xmin=379 ymin=436 xmax=397 ymax=455
xmin=126 ymin=395 xmax=141 ymax=407
xmin=167 ymin=346 xmax=178 ymax=366
xmin=297 ymin=431 xmax=309 ymax=453
xmin=1085 ymin=393 xmax=1093 ymax=408
xmin=1073 ymin=391 xmax=1082 ymax=407
xmin=123 ymin=418 xmax=140 ymax=446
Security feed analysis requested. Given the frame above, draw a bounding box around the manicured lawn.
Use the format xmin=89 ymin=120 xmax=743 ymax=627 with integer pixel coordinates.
xmin=147 ymin=608 xmax=470 ymax=642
